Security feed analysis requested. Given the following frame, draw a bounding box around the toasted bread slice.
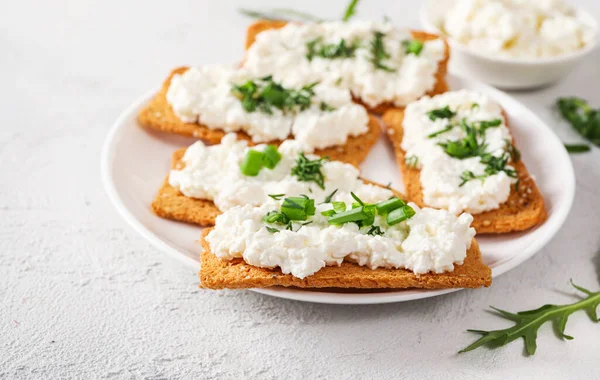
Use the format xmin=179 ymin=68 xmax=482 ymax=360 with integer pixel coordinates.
xmin=199 ymin=228 xmax=491 ymax=289
xmin=137 ymin=67 xmax=381 ymax=166
xmin=152 ymin=148 xmax=403 ymax=226
xmin=382 ymin=109 xmax=547 ymax=234
xmin=244 ymin=20 xmax=450 ymax=114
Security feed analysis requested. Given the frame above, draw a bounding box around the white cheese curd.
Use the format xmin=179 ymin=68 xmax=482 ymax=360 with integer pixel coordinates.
xmin=401 ymin=90 xmax=516 ymax=215
xmin=243 ymin=21 xmax=446 ymax=107
xmin=166 ymin=65 xmax=369 ymax=150
xmin=442 ymin=0 xmax=595 ymax=59
xmin=206 ymin=202 xmax=475 ymax=279
xmin=169 ymin=133 xmax=393 ymax=212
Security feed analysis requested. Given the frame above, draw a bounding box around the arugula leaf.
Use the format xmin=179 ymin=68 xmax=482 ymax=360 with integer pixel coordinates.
xmin=460 ymin=280 xmax=600 ymax=355
xmin=342 ymin=0 xmax=360 ymax=21
xmin=557 ymin=97 xmax=600 ymax=146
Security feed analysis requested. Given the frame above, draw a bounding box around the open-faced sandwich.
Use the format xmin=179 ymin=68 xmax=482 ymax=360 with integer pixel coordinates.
xmin=152 ymin=133 xmax=401 ymax=226
xmin=243 ymin=20 xmax=450 ymax=113
xmin=383 ymin=90 xmax=547 ymax=234
xmin=199 ymin=194 xmax=491 ymax=289
xmin=138 ymin=66 xmax=381 ymax=166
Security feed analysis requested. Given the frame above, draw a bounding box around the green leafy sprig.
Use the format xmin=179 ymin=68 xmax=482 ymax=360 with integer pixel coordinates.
xmin=232 ymin=76 xmax=330 ymax=115
xmin=460 ymin=280 xmax=600 ymax=355
xmin=238 ymin=0 xmax=361 ymax=22
xmin=557 ymin=97 xmax=600 ymax=151
xmin=306 ymin=37 xmax=360 ymax=61
xmin=369 ymin=31 xmax=394 ymax=72
xmin=291 ymin=153 xmax=328 ymax=189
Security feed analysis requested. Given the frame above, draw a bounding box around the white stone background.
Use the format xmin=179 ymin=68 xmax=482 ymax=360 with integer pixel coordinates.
xmin=2 ymin=0 xmax=600 ymax=379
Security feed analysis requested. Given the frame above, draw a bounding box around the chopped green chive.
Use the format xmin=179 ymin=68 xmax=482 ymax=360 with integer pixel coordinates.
xmin=281 ymin=196 xmax=315 ymax=221
xmin=262 ymin=145 xmax=281 ymax=169
xmin=402 ymin=39 xmax=424 ymax=55
xmin=375 ymin=197 xmax=406 ymax=215
xmin=427 ymin=125 xmax=454 ymax=139
xmin=427 ymin=106 xmax=456 ymax=121
xmin=327 ymin=206 xmax=370 ymax=225
xmin=265 ymin=226 xmax=279 ymax=234
xmin=332 ymin=201 xmax=347 ymax=213
xmin=471 ymin=103 xmax=480 ymax=110
xmin=370 ymin=31 xmax=394 ymax=72
xmin=350 ymin=192 xmax=364 ymax=206
xmin=319 ymin=101 xmax=336 ymax=112
xmin=323 ymin=189 xmax=338 ymax=203
xmin=306 ymin=37 xmax=360 ymax=61
xmin=366 ymin=225 xmax=384 ymax=236
xmin=291 ymin=153 xmax=327 ymax=189
xmin=240 ymin=149 xmax=265 ymax=176
xmin=232 ymin=77 xmax=318 ymax=115
xmin=387 ymin=205 xmax=416 ymax=226
xmin=405 ymin=155 xmax=419 ymax=168
xmin=268 ymin=193 xmax=285 ymax=200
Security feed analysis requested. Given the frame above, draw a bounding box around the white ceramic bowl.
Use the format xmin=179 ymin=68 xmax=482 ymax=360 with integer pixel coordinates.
xmin=420 ymin=0 xmax=598 ymax=90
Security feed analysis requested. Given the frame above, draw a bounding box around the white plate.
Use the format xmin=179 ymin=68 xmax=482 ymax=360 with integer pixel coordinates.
xmin=101 ymin=75 xmax=574 ymax=305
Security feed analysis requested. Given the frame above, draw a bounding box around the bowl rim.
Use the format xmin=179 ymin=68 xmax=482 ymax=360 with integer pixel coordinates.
xmin=419 ymin=1 xmax=599 ymax=65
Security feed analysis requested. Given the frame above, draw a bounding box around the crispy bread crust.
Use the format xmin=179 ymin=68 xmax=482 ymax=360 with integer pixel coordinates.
xmin=152 ymin=148 xmax=404 ymax=226
xmin=244 ymin=21 xmax=450 ymax=114
xmin=137 ymin=66 xmax=381 ymax=166
xmin=199 ymin=228 xmax=491 ymax=289
xmin=381 ymin=109 xmax=547 ymax=234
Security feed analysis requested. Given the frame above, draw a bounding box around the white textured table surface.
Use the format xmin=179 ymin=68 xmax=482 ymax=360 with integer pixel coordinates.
xmin=2 ymin=0 xmax=600 ymax=379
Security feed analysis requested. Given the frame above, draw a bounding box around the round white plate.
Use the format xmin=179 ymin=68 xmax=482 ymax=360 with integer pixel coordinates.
xmin=102 ymin=75 xmax=574 ymax=305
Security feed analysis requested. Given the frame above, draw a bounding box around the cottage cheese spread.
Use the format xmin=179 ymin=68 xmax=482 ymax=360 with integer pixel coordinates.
xmin=442 ymin=0 xmax=595 ymax=59
xmin=166 ymin=65 xmax=369 ymax=150
xmin=169 ymin=133 xmax=394 ymax=212
xmin=401 ymin=90 xmax=516 ymax=215
xmin=243 ymin=21 xmax=446 ymax=107
xmin=206 ymin=202 xmax=475 ymax=278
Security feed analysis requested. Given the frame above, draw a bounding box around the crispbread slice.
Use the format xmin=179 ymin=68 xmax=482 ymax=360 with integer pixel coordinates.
xmin=137 ymin=66 xmax=381 ymax=167
xmin=244 ymin=21 xmax=450 ymax=114
xmin=199 ymin=228 xmax=491 ymax=289
xmin=152 ymin=148 xmax=404 ymax=226
xmin=382 ymin=109 xmax=547 ymax=234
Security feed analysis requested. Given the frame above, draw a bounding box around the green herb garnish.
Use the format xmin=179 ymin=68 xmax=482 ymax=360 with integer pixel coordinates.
xmin=238 ymin=8 xmax=322 ymax=22
xmin=460 ymin=280 xmax=600 ymax=356
xmin=240 ymin=146 xmax=282 ymax=176
xmin=427 ymin=106 xmax=456 ymax=121
xmin=459 ymin=171 xmax=486 ymax=187
xmin=564 ymin=143 xmax=591 ymax=153
xmin=369 ymin=31 xmax=394 ymax=72
xmin=375 ymin=197 xmax=406 ymax=215
xmin=366 ymin=225 xmax=384 ymax=236
xmin=306 ymin=37 xmax=359 ymax=61
xmin=505 ymin=140 xmax=521 ymax=162
xmin=281 ymin=196 xmax=316 ymax=221
xmin=268 ymin=193 xmax=285 ymax=200
xmin=471 ymin=103 xmax=480 ymax=110
xmin=291 ymin=153 xmax=327 ymax=189
xmin=557 ymin=97 xmax=600 ymax=147
xmin=427 ymin=125 xmax=454 ymax=139
xmin=262 ymin=145 xmax=282 ymax=169
xmin=232 ymin=77 xmax=318 ymax=115
xmin=319 ymin=101 xmax=336 ymax=112
xmin=405 ymin=155 xmax=419 ymax=168
xmin=386 ymin=204 xmax=416 ymax=225
xmin=342 ymin=0 xmax=360 ymax=21
xmin=323 ymin=189 xmax=338 ymax=203
xmin=402 ymin=39 xmax=424 ymax=55
xmin=265 ymin=226 xmax=280 ymax=234
xmin=240 ymin=150 xmax=266 ymax=176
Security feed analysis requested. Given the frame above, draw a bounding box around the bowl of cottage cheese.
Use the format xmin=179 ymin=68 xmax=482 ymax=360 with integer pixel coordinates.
xmin=420 ymin=0 xmax=598 ymax=89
